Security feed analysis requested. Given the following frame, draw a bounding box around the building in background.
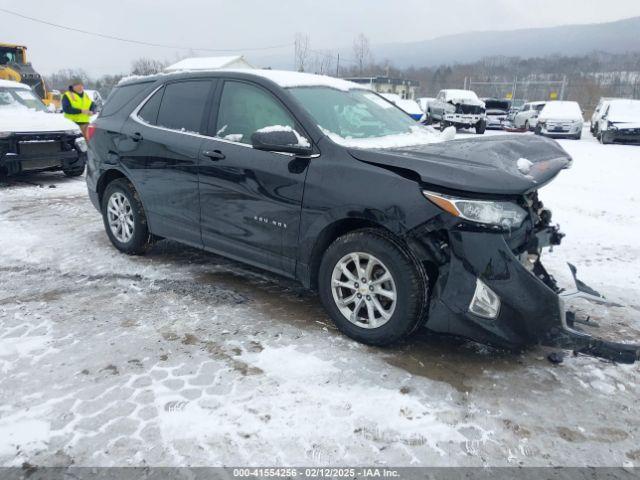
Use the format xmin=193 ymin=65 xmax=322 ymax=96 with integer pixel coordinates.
xmin=164 ymin=55 xmax=253 ymax=72
xmin=344 ymin=76 xmax=420 ymax=99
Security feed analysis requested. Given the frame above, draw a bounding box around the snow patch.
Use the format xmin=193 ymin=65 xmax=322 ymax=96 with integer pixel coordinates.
xmin=517 ymin=157 xmax=533 ymax=175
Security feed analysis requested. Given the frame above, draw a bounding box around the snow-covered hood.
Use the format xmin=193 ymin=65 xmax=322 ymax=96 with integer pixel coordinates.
xmin=448 ymin=97 xmax=485 ymax=108
xmin=610 ymin=120 xmax=640 ymax=129
xmin=0 ymin=109 xmax=81 ymax=134
xmin=348 ymin=134 xmax=571 ymax=195
xmin=538 ymin=113 xmax=582 ymax=122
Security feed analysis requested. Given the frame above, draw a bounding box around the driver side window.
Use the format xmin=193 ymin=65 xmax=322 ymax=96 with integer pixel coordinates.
xmin=215 ymin=81 xmax=299 ymax=145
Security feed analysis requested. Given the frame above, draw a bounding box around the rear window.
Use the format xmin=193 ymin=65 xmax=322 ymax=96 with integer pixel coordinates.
xmin=100 ymin=82 xmax=153 ymax=117
xmin=156 ymin=80 xmax=212 ymax=133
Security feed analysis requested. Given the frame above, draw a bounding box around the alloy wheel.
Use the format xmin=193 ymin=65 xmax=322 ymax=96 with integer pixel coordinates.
xmin=330 ymin=252 xmax=397 ymax=329
xmin=107 ymin=192 xmax=134 ymax=243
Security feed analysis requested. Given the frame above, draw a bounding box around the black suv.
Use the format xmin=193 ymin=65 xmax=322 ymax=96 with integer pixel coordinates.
xmin=86 ymin=70 xmax=639 ymax=363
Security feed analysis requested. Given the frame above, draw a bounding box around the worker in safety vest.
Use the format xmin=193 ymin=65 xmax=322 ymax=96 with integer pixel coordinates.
xmin=62 ymin=79 xmax=96 ymax=137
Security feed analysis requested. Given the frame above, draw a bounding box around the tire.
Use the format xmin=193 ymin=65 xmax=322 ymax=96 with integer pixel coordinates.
xmin=62 ymin=165 xmax=85 ymax=177
xmin=318 ymin=228 xmax=429 ymax=346
xmin=101 ymin=178 xmax=152 ymax=255
xmin=534 ymin=124 xmax=542 ymax=136
xmin=423 ymin=111 xmax=433 ymax=125
xmin=475 ymin=119 xmax=486 ymax=134
xmin=439 ymin=120 xmax=447 ymax=132
xmin=524 ymin=120 xmax=530 ymax=131
xmin=600 ymin=132 xmax=612 ymax=144
xmin=573 ymin=131 xmax=582 ymax=140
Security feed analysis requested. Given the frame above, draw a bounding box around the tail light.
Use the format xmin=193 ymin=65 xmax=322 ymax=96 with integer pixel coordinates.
xmin=85 ymin=124 xmax=96 ymax=142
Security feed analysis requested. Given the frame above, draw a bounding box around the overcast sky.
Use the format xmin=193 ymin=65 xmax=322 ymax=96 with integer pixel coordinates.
xmin=2 ymin=0 xmax=640 ymax=76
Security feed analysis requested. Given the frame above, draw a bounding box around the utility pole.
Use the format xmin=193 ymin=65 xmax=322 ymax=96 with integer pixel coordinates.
xmin=336 ymin=53 xmax=340 ymax=77
xmin=560 ymin=75 xmax=567 ymax=100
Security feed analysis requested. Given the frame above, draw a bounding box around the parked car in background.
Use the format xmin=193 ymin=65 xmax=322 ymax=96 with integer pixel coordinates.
xmin=482 ymin=98 xmax=511 ymax=129
xmin=380 ymin=93 xmax=425 ymax=122
xmin=535 ymin=101 xmax=584 ymax=139
xmin=84 ymin=89 xmax=104 ymax=113
xmin=590 ymin=97 xmax=620 ymax=136
xmin=597 ymin=99 xmax=640 ymax=144
xmin=426 ymin=89 xmax=486 ymax=134
xmin=507 ymin=99 xmax=526 ymax=121
xmin=512 ymin=101 xmax=546 ymax=130
xmin=0 ymin=79 xmax=86 ymax=177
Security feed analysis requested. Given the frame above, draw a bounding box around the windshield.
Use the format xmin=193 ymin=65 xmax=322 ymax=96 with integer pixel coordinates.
xmin=288 ymin=86 xmax=438 ymax=147
xmin=0 ymin=87 xmax=48 ymax=112
xmin=608 ymin=100 xmax=640 ymax=120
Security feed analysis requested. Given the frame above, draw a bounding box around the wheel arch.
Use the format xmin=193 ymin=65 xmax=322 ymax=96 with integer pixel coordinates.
xmin=304 ymin=218 xmax=401 ymax=290
xmin=96 ymin=168 xmax=128 ymax=207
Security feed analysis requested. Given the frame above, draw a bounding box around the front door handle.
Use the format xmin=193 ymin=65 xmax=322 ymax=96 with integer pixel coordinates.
xmin=203 ymin=149 xmax=225 ymax=161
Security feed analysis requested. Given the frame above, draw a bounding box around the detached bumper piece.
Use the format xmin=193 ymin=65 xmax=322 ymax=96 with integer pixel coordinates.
xmin=545 ymin=263 xmax=640 ymax=364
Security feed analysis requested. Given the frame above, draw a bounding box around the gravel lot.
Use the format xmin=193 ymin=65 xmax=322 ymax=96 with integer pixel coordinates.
xmin=1 ymin=130 xmax=639 ymax=467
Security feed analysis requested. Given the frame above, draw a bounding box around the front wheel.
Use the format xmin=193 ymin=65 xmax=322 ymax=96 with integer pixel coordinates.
xmin=102 ymin=178 xmax=152 ymax=255
xmin=475 ymin=119 xmax=486 ymax=134
xmin=318 ymin=229 xmax=429 ymax=346
xmin=600 ymin=132 xmax=612 ymax=144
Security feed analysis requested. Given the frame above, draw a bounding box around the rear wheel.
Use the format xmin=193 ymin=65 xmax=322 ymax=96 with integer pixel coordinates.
xmin=102 ymin=178 xmax=152 ymax=255
xmin=524 ymin=120 xmax=530 ymax=131
xmin=439 ymin=120 xmax=448 ymax=131
xmin=318 ymin=229 xmax=429 ymax=346
xmin=600 ymin=131 xmax=612 ymax=144
xmin=475 ymin=119 xmax=486 ymax=134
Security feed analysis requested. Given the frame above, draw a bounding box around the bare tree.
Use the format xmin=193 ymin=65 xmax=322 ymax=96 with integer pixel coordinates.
xmin=294 ymin=33 xmax=310 ymax=72
xmin=131 ymin=57 xmax=168 ymax=76
xmin=311 ymin=50 xmax=335 ymax=75
xmin=353 ymin=33 xmax=373 ymax=75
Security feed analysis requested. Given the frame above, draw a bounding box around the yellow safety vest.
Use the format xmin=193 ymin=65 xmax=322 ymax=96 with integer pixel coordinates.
xmin=63 ymin=90 xmax=92 ymax=124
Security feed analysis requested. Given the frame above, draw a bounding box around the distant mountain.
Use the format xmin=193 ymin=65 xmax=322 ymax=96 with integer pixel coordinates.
xmin=373 ymin=16 xmax=640 ymax=68
xmin=252 ymin=16 xmax=640 ymax=70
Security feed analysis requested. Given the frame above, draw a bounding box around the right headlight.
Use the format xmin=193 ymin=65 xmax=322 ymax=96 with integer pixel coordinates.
xmin=422 ymin=190 xmax=528 ymax=229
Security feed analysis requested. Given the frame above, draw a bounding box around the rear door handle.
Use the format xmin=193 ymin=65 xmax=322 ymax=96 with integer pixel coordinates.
xmin=202 ymin=149 xmax=225 ymax=161
xmin=131 ymin=132 xmax=143 ymax=142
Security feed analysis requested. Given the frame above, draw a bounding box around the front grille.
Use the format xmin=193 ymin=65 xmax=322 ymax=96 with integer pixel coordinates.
xmin=546 ymin=121 xmax=573 ymax=131
xmin=455 ymin=104 xmax=484 ymax=115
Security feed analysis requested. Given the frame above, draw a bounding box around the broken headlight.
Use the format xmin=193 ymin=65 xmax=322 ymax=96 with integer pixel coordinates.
xmin=423 ymin=190 xmax=527 ymax=229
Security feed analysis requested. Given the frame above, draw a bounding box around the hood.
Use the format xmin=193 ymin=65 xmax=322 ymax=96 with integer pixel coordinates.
xmin=611 ymin=121 xmax=640 ymax=129
xmin=348 ymin=134 xmax=571 ymax=195
xmin=449 ymin=97 xmax=485 ymax=108
xmin=0 ymin=109 xmax=81 ymax=134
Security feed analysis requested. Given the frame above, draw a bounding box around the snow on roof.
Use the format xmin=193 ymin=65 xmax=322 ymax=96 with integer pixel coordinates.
xmin=244 ymin=70 xmax=364 ymax=91
xmin=119 ymin=68 xmax=365 ymax=92
xmin=165 ymin=55 xmax=253 ymax=72
xmin=539 ymin=101 xmax=582 ymax=120
xmin=0 ymin=79 xmax=30 ymax=89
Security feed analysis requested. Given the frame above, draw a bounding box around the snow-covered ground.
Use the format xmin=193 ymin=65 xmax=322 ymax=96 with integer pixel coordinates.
xmin=0 ymin=128 xmax=639 ymax=467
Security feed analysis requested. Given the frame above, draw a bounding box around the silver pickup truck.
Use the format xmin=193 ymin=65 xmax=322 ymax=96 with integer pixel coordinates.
xmin=426 ymin=89 xmax=486 ymax=134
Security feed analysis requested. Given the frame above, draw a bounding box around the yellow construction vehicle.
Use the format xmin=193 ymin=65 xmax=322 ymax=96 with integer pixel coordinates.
xmin=0 ymin=43 xmax=60 ymax=111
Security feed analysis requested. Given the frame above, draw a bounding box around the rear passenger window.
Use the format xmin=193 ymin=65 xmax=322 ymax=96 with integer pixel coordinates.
xmin=156 ymin=81 xmax=212 ymax=133
xmin=138 ymin=87 xmax=164 ymax=125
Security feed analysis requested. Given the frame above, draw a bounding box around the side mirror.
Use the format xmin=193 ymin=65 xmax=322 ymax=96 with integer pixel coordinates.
xmin=251 ymin=128 xmax=313 ymax=156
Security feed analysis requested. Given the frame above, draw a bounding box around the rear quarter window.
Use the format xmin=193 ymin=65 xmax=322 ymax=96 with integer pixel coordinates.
xmin=100 ymin=82 xmax=154 ymax=117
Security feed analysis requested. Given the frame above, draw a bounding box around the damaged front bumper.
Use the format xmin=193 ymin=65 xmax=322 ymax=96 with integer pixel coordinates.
xmin=422 ymin=225 xmax=640 ymax=364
